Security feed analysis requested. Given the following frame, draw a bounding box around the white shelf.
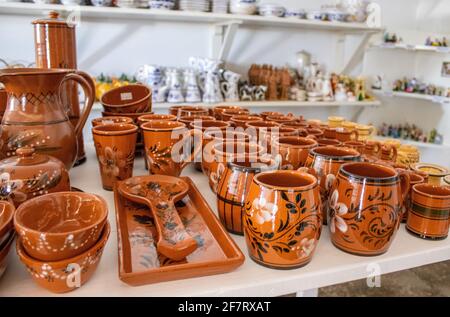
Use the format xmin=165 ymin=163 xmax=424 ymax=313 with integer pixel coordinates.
xmin=372 ymin=90 xmax=450 ymax=104
xmin=0 ymin=2 xmax=382 ymax=32
xmin=370 ymin=43 xmax=450 ymax=54
xmin=1 ymin=144 xmax=450 ymax=297
xmin=376 ymin=136 xmax=449 ymax=150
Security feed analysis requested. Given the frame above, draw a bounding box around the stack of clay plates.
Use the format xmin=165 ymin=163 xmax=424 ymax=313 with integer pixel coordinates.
xmin=211 ymin=0 xmax=228 ymax=13
xmin=179 ymin=0 xmax=210 ymax=12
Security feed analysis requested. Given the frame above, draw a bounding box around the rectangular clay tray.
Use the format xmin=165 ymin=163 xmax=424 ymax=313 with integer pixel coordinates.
xmin=114 ymin=176 xmax=245 ymax=286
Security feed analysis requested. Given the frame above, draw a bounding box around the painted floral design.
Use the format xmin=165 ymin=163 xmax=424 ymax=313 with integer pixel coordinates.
xmin=300 ymin=238 xmax=316 ymax=257
xmin=0 ymin=172 xmax=26 ymax=203
xmin=329 ymin=190 xmax=348 ymax=233
xmin=99 ymin=147 xmax=125 ymax=177
xmin=209 ymin=163 xmax=225 ymax=192
xmin=252 ymin=197 xmax=278 ymax=225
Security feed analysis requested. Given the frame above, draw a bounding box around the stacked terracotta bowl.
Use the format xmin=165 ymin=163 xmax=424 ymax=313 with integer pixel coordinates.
xmin=14 ymin=192 xmax=110 ymax=293
xmin=101 ymin=84 xmax=153 ymax=155
xmin=0 ymin=201 xmax=16 ymax=280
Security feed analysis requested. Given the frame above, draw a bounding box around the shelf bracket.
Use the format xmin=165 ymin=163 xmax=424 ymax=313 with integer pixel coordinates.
xmin=339 ymin=32 xmax=374 ymax=75
xmin=210 ymin=20 xmax=242 ymax=62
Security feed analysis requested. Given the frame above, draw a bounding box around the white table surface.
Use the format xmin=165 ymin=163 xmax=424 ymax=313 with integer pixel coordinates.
xmin=1 ymin=143 xmax=450 ymax=297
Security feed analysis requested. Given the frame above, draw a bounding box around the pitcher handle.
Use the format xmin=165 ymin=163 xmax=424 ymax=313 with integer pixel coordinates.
xmin=60 ymin=71 xmax=95 ymax=138
xmin=181 ymin=129 xmax=203 ymax=170
xmin=397 ymin=170 xmax=411 ymax=205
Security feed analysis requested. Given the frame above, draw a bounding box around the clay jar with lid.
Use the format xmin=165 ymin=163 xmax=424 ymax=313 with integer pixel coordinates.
xmin=0 ymin=147 xmax=70 ymax=207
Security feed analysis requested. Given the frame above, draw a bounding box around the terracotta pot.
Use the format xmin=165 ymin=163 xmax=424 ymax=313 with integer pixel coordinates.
xmin=411 ymin=163 xmax=449 ymax=186
xmin=202 ymin=131 xmax=251 ymax=177
xmin=0 ymin=68 xmax=95 ymax=170
xmin=101 ymin=111 xmax=153 ymax=124
xmin=137 ymin=114 xmax=177 ymax=126
xmin=101 ymin=84 xmax=152 ymax=114
xmin=177 ymin=106 xmax=209 ymax=118
xmin=273 ymin=136 xmax=318 ymax=170
xmin=402 ymin=172 xmax=426 ymax=223
xmin=217 ymin=158 xmax=279 ymax=235
xmin=213 ymin=105 xmax=245 ymax=120
xmin=305 ymin=146 xmax=361 ymax=224
xmin=323 ymin=127 xmax=337 ymax=139
xmin=266 ymin=115 xmax=296 ymax=125
xmin=209 ymin=141 xmax=265 ymax=193
xmin=260 ymin=111 xmax=282 ymax=120
xmin=230 ymin=115 xmax=263 ymax=129
xmin=178 ymin=115 xmax=215 ymax=126
xmin=14 ymin=191 xmax=108 ymax=261
xmin=221 ymin=109 xmax=250 ymax=122
xmin=92 ymin=116 xmax=134 ymax=127
xmin=335 ymin=128 xmax=359 ymax=142
xmin=330 ymin=162 xmax=410 ymax=256
xmin=0 ymin=201 xmax=15 ymax=246
xmin=141 ymin=121 xmax=202 ymax=177
xmin=406 ymin=184 xmax=450 ymax=240
xmin=243 ymin=170 xmax=322 ymax=269
xmin=343 ymin=141 xmax=365 ymax=154
xmin=16 ymin=221 xmax=110 ymax=293
xmin=0 ymin=147 xmax=70 ymax=206
xmin=92 ymin=123 xmax=138 ymax=190
xmin=317 ymin=138 xmax=342 ymax=147
xmin=0 ymin=230 xmax=15 ymax=280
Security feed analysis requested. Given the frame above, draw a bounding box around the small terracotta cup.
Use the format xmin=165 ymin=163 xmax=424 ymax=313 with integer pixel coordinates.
xmin=178 ymin=106 xmax=209 ymax=118
xmin=335 ymin=128 xmax=359 ymax=142
xmin=402 ymin=172 xmax=426 ymax=222
xmin=343 ymin=141 xmax=365 ymax=154
xmin=306 ymin=128 xmax=324 ymax=139
xmin=213 ymin=105 xmax=245 ymax=120
xmin=323 ymin=127 xmax=337 ymax=139
xmin=411 ymin=163 xmax=450 ymax=186
xmin=305 ymin=146 xmax=361 ymax=224
xmin=14 ymin=192 xmax=108 ymax=261
xmin=273 ymin=136 xmax=318 ymax=170
xmin=209 ymin=141 xmax=265 ymax=192
xmin=230 ymin=115 xmax=263 ymax=129
xmin=16 ymin=221 xmax=110 ymax=293
xmin=202 ymin=130 xmax=251 ymax=176
xmin=243 ymin=170 xmax=322 ymax=269
xmin=317 ymin=138 xmax=342 ymax=147
xmin=141 ymin=120 xmax=202 ymax=177
xmin=101 ymin=84 xmax=151 ymax=113
xmin=245 ymin=120 xmax=281 ymax=144
xmin=178 ymin=115 xmax=215 ymax=127
xmin=221 ymin=109 xmax=250 ymax=122
xmin=379 ymin=144 xmax=398 ymax=163
xmin=406 ymin=184 xmax=450 ymax=240
xmin=260 ymin=111 xmax=282 ymax=120
xmin=217 ymin=157 xmax=279 ymax=235
xmin=92 ymin=123 xmax=138 ymax=190
xmin=330 ymin=162 xmax=410 ymax=256
xmin=169 ymin=105 xmax=183 ymax=116
xmin=137 ymin=114 xmax=177 ymax=126
xmin=91 ymin=116 xmax=134 ymax=127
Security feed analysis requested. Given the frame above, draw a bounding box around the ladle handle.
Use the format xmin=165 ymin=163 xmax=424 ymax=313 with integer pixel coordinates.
xmin=149 ymin=199 xmax=198 ymax=261
xmin=59 ymin=71 xmax=95 ymax=138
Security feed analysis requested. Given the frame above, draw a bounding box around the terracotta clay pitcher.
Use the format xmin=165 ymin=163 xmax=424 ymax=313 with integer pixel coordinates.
xmin=0 ymin=68 xmax=94 ymax=170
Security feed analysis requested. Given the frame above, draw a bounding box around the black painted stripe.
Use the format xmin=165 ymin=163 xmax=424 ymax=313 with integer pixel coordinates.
xmin=410 ymin=203 xmax=450 ymax=220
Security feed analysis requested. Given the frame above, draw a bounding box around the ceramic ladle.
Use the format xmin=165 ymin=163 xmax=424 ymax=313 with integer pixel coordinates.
xmin=118 ymin=175 xmax=198 ymax=261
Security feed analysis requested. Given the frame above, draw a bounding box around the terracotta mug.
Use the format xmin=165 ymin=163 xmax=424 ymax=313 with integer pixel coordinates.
xmin=411 ymin=163 xmax=449 ymax=186
xmin=209 ymin=141 xmax=265 ymax=192
xmin=343 ymin=141 xmax=365 ymax=154
xmin=92 ymin=123 xmax=138 ymax=191
xmin=317 ymin=138 xmax=342 ymax=147
xmin=362 ymin=140 xmax=382 ymax=162
xmin=91 ymin=116 xmax=133 ymax=127
xmin=305 ymin=146 xmax=361 ymax=225
xmin=306 ymin=128 xmax=324 ymax=139
xmin=141 ymin=121 xmax=202 ymax=177
xmin=243 ymin=170 xmax=322 ymax=269
xmin=329 ymin=162 xmax=410 ymax=256
xmin=217 ymin=157 xmax=279 ymax=235
xmin=273 ymin=136 xmax=318 ymax=170
xmin=202 ymin=130 xmax=251 ymax=177
xmin=379 ymin=144 xmax=398 ymax=163
xmin=335 ymin=128 xmax=359 ymax=142
xmin=169 ymin=105 xmax=183 ymax=117
xmin=323 ymin=127 xmax=337 ymax=139
xmin=406 ymin=184 xmax=450 ymax=240
xmin=260 ymin=111 xmax=282 ymax=120
xmin=402 ymin=172 xmax=426 ymax=223
xmin=328 ymin=116 xmax=344 ymax=128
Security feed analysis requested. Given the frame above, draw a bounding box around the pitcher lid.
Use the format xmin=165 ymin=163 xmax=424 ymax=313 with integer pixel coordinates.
xmin=32 ymin=11 xmax=74 ymax=27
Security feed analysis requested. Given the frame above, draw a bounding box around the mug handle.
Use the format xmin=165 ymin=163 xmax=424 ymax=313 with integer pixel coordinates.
xmin=181 ymin=129 xmax=203 ymax=170
xmin=372 ymin=141 xmax=382 ymax=154
xmin=397 ymin=170 xmax=411 ymax=205
xmin=59 ymin=71 xmax=95 ymax=138
xmin=298 ymin=167 xmax=318 ymax=179
xmin=351 ymin=129 xmax=359 ymax=141
xmin=390 ymin=146 xmax=398 ymax=161
xmin=220 ymin=81 xmax=229 ymax=94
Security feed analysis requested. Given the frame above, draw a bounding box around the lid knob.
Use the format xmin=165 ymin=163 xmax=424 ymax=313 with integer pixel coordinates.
xmin=16 ymin=147 xmax=35 ymax=158
xmin=48 ymin=11 xmax=59 ymax=19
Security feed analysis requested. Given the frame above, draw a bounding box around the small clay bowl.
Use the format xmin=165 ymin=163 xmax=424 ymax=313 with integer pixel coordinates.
xmin=91 ymin=116 xmax=134 ymax=127
xmin=16 ymin=221 xmax=110 ymax=293
xmin=14 ymin=192 xmax=108 ymax=262
xmin=137 ymin=114 xmax=177 ymax=126
xmin=101 ymin=84 xmax=152 ymax=114
xmin=0 ymin=201 xmax=15 ymax=247
xmin=102 ymin=111 xmax=154 ymax=124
